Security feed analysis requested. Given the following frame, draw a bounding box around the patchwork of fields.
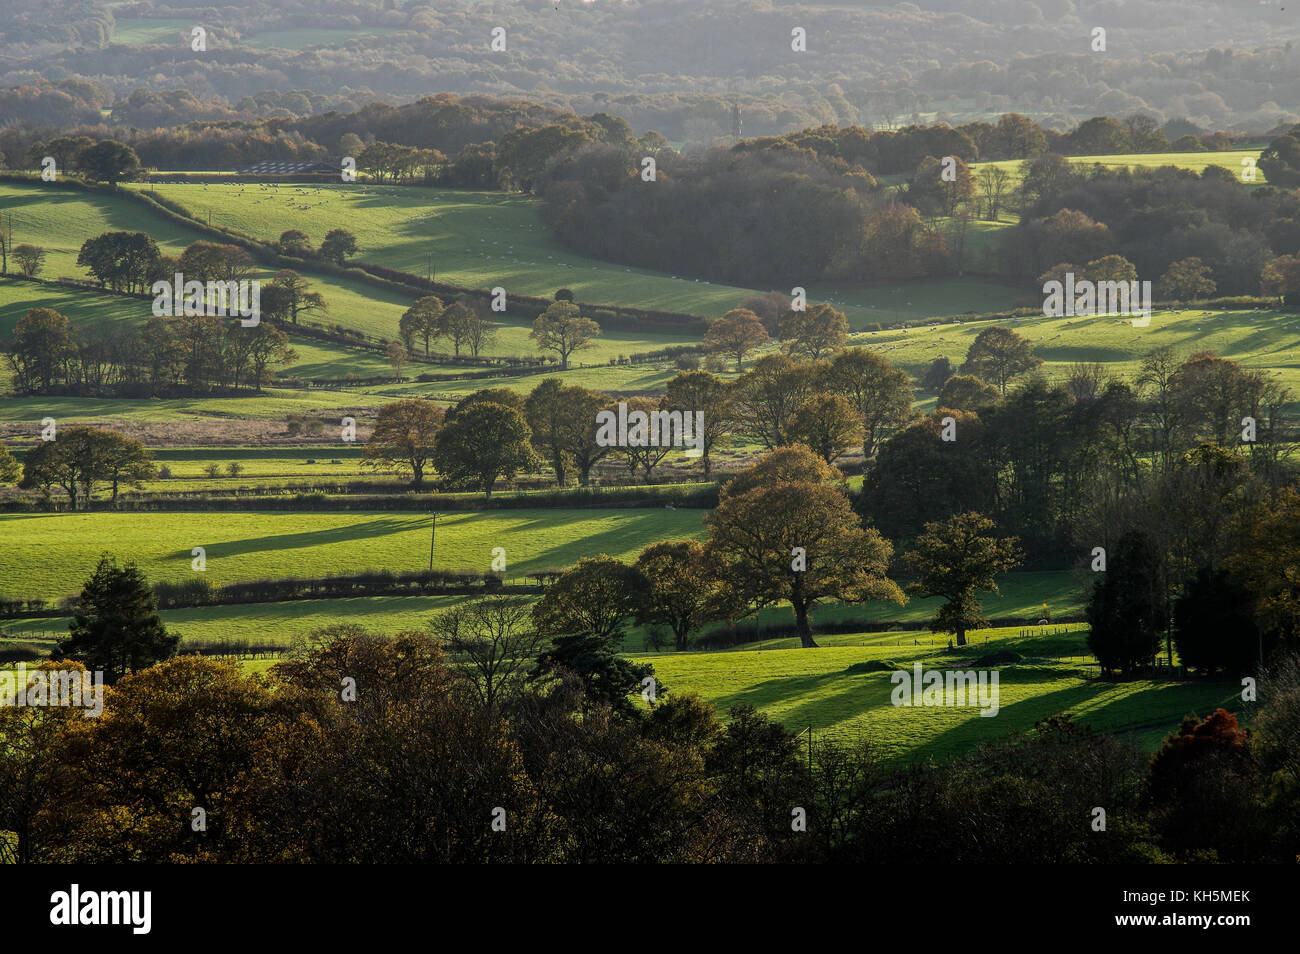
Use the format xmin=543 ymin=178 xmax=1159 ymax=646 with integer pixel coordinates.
xmin=0 ymin=147 xmax=1283 ymax=771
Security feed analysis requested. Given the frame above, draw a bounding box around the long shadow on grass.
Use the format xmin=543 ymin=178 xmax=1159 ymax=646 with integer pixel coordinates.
xmin=898 ymin=671 xmax=1239 ymax=765
xmin=165 ymin=515 xmax=426 ymax=561
xmin=753 ymin=662 xmax=1092 ymax=744
xmin=707 ymin=670 xmax=873 ymax=722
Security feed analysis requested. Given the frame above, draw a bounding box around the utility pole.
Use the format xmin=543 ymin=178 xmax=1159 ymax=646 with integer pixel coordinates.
xmin=428 ymin=511 xmax=439 ymax=573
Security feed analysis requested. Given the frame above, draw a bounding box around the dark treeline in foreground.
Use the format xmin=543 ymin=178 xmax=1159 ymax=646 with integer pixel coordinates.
xmin=2 ymin=632 xmax=1298 ymax=864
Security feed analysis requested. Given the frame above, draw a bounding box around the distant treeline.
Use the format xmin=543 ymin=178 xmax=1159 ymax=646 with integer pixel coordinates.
xmin=2 ymin=97 xmax=1253 ymax=183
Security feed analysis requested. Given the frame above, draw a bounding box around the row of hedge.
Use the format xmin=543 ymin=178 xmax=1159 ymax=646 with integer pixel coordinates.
xmin=0 ymin=482 xmax=722 ymax=514
xmin=151 ymin=569 xmax=543 ymax=610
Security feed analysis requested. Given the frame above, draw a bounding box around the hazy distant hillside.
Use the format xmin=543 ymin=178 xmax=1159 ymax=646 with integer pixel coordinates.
xmin=1 ymin=0 xmax=1299 ymax=136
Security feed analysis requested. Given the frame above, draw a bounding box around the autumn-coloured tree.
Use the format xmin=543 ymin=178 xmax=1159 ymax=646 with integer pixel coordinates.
xmin=706 ymin=481 xmax=902 ymax=648
xmin=962 ymin=326 xmax=1042 ymax=394
xmin=778 ymin=303 xmax=849 ymax=361
xmin=361 ymin=399 xmax=445 ymax=488
xmin=1261 ymin=254 xmax=1300 ymax=307
xmin=732 ymin=353 xmax=819 ymax=450
xmin=703 ymin=308 xmax=769 ymax=371
xmin=788 ymin=393 xmax=864 ymax=463
xmin=525 ymin=378 xmax=607 ymax=487
xmin=825 ymin=347 xmax=914 ymax=458
xmin=1159 ymin=257 xmax=1216 ymax=301
xmin=634 ymin=540 xmax=728 ymax=651
xmin=1144 ymin=709 xmax=1259 ymax=861
xmin=662 ymin=370 xmax=733 ymax=477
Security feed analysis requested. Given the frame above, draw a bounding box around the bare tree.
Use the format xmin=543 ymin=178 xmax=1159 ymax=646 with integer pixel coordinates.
xmin=428 ymin=596 xmax=546 ymax=712
xmin=978 ymin=165 xmax=1010 ymax=222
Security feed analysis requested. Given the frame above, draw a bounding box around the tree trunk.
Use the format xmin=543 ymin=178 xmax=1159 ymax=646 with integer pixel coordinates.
xmin=955 ymin=625 xmax=967 ymax=647
xmin=794 ymin=602 xmax=819 ymax=648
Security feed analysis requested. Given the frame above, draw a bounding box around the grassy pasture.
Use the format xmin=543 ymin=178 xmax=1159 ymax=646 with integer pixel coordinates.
xmin=0 ymin=392 xmax=395 ymax=428
xmin=972 ymin=149 xmax=1268 ymax=187
xmin=131 ymin=181 xmax=1031 ymax=324
xmin=0 ymin=508 xmax=708 ymax=601
xmin=108 ymin=19 xmax=403 ymax=50
xmin=107 ymin=17 xmax=195 ymax=47
xmin=0 ymin=182 xmax=697 ymax=360
xmin=3 ymin=611 xmax=1228 ymax=763
xmin=855 ymin=305 xmax=1300 ymax=400
xmin=0 ymin=279 xmax=399 ymax=379
xmin=2 ymin=609 xmax=1232 ymax=764
xmin=642 ymin=630 xmax=1240 ymax=761
xmin=0 ymin=569 xmax=1085 ymax=649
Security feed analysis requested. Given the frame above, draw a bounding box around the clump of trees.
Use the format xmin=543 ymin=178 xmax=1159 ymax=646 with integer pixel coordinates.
xmin=4 ymin=306 xmax=297 ymax=397
xmin=538 ymin=143 xmax=951 ymax=286
xmin=19 ymin=426 xmax=155 ymax=509
xmin=399 ymin=296 xmax=498 ymax=358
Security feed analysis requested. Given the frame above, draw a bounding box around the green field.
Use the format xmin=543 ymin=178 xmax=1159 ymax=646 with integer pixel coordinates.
xmin=641 ymin=627 xmax=1241 ymax=761
xmin=0 ymin=391 xmax=394 ymax=427
xmin=0 ymin=508 xmax=708 ymax=601
xmin=857 ymin=305 xmax=1300 ymax=399
xmin=107 ymin=17 xmax=195 ymax=47
xmin=130 ymin=181 xmax=1031 ymax=324
xmin=0 ymin=279 xmax=400 ymax=380
xmin=0 ymin=182 xmax=700 ymax=361
xmin=973 ymin=149 xmax=1269 ymax=187
xmin=109 ymin=19 xmax=405 ymax=50
xmin=1 ymin=595 xmax=466 ymax=647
